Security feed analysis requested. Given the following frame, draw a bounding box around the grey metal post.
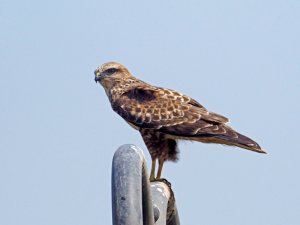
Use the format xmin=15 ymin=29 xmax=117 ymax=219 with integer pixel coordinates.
xmin=111 ymin=144 xmax=180 ymax=225
xmin=112 ymin=144 xmax=154 ymax=225
xmin=151 ymin=181 xmax=180 ymax=225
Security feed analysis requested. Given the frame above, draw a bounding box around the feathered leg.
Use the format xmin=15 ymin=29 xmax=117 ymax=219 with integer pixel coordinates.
xmin=140 ymin=129 xmax=178 ymax=181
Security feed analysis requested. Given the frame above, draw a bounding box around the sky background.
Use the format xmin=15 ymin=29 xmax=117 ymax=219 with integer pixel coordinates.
xmin=1 ymin=0 xmax=300 ymax=224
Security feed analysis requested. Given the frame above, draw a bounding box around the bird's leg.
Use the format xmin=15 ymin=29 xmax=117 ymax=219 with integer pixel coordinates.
xmin=156 ymin=159 xmax=164 ymax=180
xmin=149 ymin=159 xmax=156 ymax=182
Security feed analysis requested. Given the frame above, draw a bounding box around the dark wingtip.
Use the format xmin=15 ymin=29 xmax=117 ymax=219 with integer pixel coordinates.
xmin=244 ymin=144 xmax=267 ymax=154
xmin=257 ymin=148 xmax=267 ymax=154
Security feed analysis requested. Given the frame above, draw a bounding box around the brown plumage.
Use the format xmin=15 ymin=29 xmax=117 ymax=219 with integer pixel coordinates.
xmin=94 ymin=62 xmax=266 ymax=181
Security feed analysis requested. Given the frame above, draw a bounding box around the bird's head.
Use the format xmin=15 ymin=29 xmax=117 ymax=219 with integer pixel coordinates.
xmin=94 ymin=62 xmax=132 ymax=90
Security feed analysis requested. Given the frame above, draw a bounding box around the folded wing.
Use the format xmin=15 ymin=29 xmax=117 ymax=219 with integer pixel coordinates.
xmin=111 ymin=86 xmax=265 ymax=153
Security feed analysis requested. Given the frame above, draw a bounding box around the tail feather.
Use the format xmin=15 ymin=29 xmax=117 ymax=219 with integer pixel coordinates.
xmin=194 ymin=123 xmax=266 ymax=154
xmin=218 ymin=131 xmax=266 ymax=153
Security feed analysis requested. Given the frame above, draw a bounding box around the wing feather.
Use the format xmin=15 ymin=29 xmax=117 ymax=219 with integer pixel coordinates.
xmin=111 ymin=86 xmax=229 ymax=131
xmin=111 ymin=86 xmax=264 ymax=152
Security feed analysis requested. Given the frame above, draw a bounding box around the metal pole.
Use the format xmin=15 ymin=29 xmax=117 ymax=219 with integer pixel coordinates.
xmin=111 ymin=144 xmax=180 ymax=225
xmin=151 ymin=180 xmax=180 ymax=225
xmin=111 ymin=144 xmax=154 ymax=225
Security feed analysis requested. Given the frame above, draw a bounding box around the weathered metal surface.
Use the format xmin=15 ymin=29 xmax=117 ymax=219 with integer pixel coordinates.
xmin=111 ymin=144 xmax=180 ymax=225
xmin=111 ymin=144 xmax=154 ymax=225
xmin=151 ymin=180 xmax=180 ymax=225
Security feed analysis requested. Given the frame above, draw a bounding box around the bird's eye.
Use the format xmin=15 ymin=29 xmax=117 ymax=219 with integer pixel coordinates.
xmin=104 ymin=68 xmax=118 ymax=75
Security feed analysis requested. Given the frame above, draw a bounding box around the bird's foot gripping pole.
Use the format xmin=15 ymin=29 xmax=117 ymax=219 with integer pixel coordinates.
xmin=111 ymin=144 xmax=180 ymax=225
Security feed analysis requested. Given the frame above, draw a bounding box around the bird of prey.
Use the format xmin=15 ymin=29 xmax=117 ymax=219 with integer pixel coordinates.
xmin=94 ymin=62 xmax=266 ymax=181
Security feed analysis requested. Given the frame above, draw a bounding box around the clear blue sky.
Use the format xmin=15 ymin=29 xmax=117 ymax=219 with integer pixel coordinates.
xmin=1 ymin=0 xmax=299 ymax=224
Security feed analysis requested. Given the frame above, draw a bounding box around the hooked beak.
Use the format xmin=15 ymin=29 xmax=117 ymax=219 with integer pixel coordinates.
xmin=94 ymin=69 xmax=101 ymax=83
